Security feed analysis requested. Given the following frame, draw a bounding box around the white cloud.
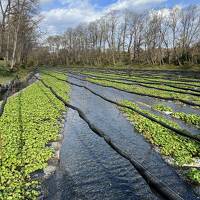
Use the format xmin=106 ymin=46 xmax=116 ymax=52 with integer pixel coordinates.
xmin=105 ymin=0 xmax=166 ymax=12
xmin=42 ymin=8 xmax=98 ymax=26
xmin=40 ymin=1 xmax=100 ymax=35
xmin=40 ymin=0 xmax=167 ymax=35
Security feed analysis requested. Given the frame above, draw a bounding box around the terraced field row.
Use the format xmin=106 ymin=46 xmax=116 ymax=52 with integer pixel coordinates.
xmin=0 ymin=73 xmax=70 ymax=200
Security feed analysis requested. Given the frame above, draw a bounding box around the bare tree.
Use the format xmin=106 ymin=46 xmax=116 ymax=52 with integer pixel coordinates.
xmin=40 ymin=5 xmax=200 ymax=67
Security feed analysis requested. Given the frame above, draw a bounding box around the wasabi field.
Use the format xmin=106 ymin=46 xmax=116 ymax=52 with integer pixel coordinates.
xmin=1 ymin=0 xmax=200 ymax=199
xmin=0 ymin=68 xmax=200 ymax=200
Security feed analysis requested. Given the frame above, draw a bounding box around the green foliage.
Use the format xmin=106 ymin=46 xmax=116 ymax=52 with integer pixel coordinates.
xmin=0 ymin=73 xmax=70 ymax=199
xmin=119 ymin=100 xmax=200 ymax=183
xmin=41 ymin=72 xmax=70 ymax=101
xmin=172 ymin=112 xmax=200 ymax=128
xmin=0 ymin=68 xmax=31 ymax=84
xmin=152 ymin=103 xmax=200 ymax=129
xmin=82 ymin=71 xmax=200 ymax=87
xmin=87 ymin=78 xmax=200 ymax=105
xmin=81 ymin=71 xmax=200 ymax=93
xmin=153 ymin=104 xmax=173 ymax=112
xmin=187 ymin=168 xmax=200 ymax=184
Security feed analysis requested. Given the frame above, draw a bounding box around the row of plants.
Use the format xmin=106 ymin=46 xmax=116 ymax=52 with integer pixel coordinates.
xmin=86 ymin=78 xmax=200 ymax=105
xmin=41 ymin=72 xmax=70 ymax=100
xmin=138 ymin=82 xmax=200 ymax=94
xmin=125 ymin=72 xmax=200 ymax=81
xmin=80 ymin=71 xmax=200 ymax=88
xmin=119 ymin=100 xmax=200 ymax=184
xmin=172 ymin=113 xmax=200 ymax=129
xmin=153 ymin=104 xmax=200 ymax=129
xmin=82 ymin=74 xmax=200 ymax=96
xmin=75 ymin=72 xmax=200 ymax=95
xmin=132 ymin=74 xmax=200 ymax=83
xmin=0 ymin=73 xmax=70 ymax=199
xmin=136 ymin=76 xmax=200 ymax=88
xmin=152 ymin=104 xmax=173 ymax=113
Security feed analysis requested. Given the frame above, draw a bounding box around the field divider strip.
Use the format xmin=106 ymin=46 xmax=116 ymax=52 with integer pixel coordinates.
xmin=41 ymin=72 xmax=200 ymax=143
xmin=38 ymin=76 xmax=185 ymax=200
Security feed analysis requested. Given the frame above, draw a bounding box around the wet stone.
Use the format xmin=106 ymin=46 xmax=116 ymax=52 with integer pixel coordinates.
xmin=44 ymin=166 xmax=57 ymax=178
xmin=51 ymin=142 xmax=61 ymax=151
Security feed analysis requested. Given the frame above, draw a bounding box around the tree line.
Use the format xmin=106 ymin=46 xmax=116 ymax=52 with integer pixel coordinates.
xmin=0 ymin=0 xmax=39 ymax=70
xmin=37 ymin=5 xmax=200 ymax=67
xmin=1 ymin=2 xmax=200 ymax=69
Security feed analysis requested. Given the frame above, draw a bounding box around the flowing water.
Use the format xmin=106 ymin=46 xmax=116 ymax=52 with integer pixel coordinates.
xmin=42 ymin=76 xmax=199 ymax=200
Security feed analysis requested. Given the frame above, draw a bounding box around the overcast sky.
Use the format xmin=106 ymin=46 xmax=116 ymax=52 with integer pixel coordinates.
xmin=39 ymin=0 xmax=200 ymax=35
